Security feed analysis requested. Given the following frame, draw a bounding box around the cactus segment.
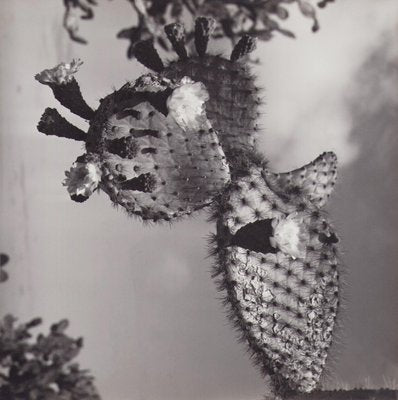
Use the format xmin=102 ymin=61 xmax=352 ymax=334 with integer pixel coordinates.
xmin=161 ymin=56 xmax=260 ymax=158
xmin=35 ymin=60 xmax=94 ymax=120
xmin=213 ymin=157 xmax=340 ymax=394
xmin=230 ymin=35 xmax=257 ymax=62
xmin=194 ymin=17 xmax=216 ymax=57
xmin=37 ymin=108 xmax=86 ymax=142
xmin=269 ymin=152 xmax=337 ymax=208
xmin=84 ymin=74 xmax=230 ymax=221
xmin=164 ymin=23 xmax=188 ymax=60
xmin=133 ymin=40 xmax=165 ymax=72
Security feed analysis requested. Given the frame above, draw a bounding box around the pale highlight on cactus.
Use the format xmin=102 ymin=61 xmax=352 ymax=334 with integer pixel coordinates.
xmin=36 ymin=18 xmax=342 ymax=397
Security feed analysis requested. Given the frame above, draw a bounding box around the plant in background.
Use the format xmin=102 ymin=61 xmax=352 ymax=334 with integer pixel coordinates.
xmin=0 ymin=315 xmax=100 ymax=400
xmin=0 ymin=253 xmax=9 ymax=283
xmin=35 ymin=18 xmax=343 ymax=397
xmin=63 ymin=0 xmax=337 ymax=59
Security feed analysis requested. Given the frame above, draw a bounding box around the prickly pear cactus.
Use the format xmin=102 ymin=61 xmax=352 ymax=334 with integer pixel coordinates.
xmin=35 ymin=18 xmax=261 ymax=221
xmin=35 ymin=17 xmax=343 ymax=396
xmin=211 ymin=152 xmax=340 ymax=394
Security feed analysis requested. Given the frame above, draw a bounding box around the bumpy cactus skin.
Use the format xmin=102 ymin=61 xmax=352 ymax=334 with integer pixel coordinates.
xmin=211 ymin=152 xmax=340 ymax=395
xmin=86 ymin=75 xmax=230 ymax=221
xmin=35 ymin=18 xmax=261 ymax=222
xmin=161 ymin=54 xmax=260 ymax=156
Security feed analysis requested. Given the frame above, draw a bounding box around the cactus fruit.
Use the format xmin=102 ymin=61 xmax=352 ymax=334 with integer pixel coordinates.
xmin=211 ymin=152 xmax=340 ymax=394
xmin=35 ymin=18 xmax=262 ymax=221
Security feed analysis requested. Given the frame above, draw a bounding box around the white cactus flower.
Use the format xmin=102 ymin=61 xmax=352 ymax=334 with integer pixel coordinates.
xmin=167 ymin=76 xmax=210 ymax=131
xmin=270 ymin=213 xmax=309 ymax=259
xmin=63 ymin=161 xmax=101 ymax=200
xmin=35 ymin=59 xmax=83 ymax=85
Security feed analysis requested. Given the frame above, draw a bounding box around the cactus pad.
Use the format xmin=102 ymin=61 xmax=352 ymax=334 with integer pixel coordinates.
xmin=212 ymin=153 xmax=340 ymax=393
xmin=85 ymin=75 xmax=230 ymax=221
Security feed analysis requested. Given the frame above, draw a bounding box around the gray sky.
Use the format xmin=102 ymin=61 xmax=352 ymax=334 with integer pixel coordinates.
xmin=0 ymin=1 xmax=397 ymax=399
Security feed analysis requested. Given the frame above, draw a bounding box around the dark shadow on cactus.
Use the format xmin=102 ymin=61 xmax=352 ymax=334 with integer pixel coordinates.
xmin=230 ymin=219 xmax=277 ymax=254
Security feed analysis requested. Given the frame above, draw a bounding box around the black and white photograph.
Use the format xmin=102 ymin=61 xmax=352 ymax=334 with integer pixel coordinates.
xmin=0 ymin=1 xmax=397 ymax=399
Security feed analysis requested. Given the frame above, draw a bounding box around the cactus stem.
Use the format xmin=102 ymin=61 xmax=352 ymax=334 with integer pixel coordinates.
xmin=195 ymin=17 xmax=216 ymax=57
xmin=165 ymin=23 xmax=188 ymax=60
xmin=133 ymin=40 xmax=165 ymax=72
xmin=120 ymin=173 xmax=157 ymax=192
xmin=230 ymin=35 xmax=257 ymax=62
xmin=37 ymin=108 xmax=86 ymax=141
xmin=49 ymin=79 xmax=95 ymax=120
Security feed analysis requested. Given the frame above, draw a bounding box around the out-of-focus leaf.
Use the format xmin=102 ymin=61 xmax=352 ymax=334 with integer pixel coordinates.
xmin=257 ymin=30 xmax=273 ymax=41
xmin=51 ymin=320 xmax=69 ymax=334
xmin=0 ymin=269 xmax=8 ymax=283
xmin=0 ymin=253 xmax=9 ymax=267
xmin=171 ymin=0 xmax=183 ymax=18
xmin=275 ymin=5 xmax=289 ymax=20
xmin=297 ymin=0 xmax=320 ymax=31
xmin=298 ymin=0 xmax=316 ymax=17
xmin=277 ymin=27 xmax=296 ymax=38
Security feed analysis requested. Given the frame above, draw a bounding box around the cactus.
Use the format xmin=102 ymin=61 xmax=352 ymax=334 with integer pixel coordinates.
xmin=211 ymin=152 xmax=340 ymax=395
xmin=36 ymin=17 xmax=343 ymax=396
xmin=35 ymin=18 xmax=263 ymax=221
xmin=160 ymin=24 xmax=261 ymax=160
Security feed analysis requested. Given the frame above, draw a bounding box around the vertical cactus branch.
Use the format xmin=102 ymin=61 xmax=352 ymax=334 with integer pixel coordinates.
xmin=133 ymin=40 xmax=165 ymax=72
xmin=194 ymin=17 xmax=216 ymax=57
xmin=35 ymin=59 xmax=94 ymax=120
xmin=164 ymin=23 xmax=188 ymax=60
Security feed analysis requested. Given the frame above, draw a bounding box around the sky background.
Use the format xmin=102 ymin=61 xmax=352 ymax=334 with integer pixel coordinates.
xmin=0 ymin=1 xmax=397 ymax=399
